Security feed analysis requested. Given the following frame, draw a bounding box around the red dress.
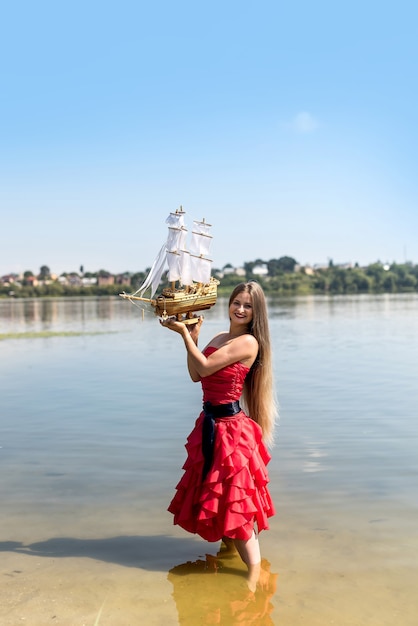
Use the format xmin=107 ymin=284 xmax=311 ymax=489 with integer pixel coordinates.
xmin=168 ymin=346 xmax=275 ymax=542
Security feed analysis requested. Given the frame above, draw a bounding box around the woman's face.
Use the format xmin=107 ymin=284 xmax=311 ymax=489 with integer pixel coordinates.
xmin=229 ymin=290 xmax=253 ymax=327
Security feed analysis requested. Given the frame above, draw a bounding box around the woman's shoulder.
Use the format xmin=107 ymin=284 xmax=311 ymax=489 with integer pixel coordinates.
xmin=234 ymin=333 xmax=259 ymax=358
xmin=205 ymin=331 xmax=229 ymax=349
xmin=206 ymin=331 xmax=258 ymax=355
xmin=238 ymin=333 xmax=258 ymax=347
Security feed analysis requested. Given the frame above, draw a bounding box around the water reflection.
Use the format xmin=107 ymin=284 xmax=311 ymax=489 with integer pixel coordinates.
xmin=0 ymin=297 xmax=139 ymax=333
xmin=168 ymin=553 xmax=278 ymax=625
xmin=2 ymin=293 xmax=418 ymax=329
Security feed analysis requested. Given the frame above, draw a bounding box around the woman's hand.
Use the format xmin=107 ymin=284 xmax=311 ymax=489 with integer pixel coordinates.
xmin=188 ymin=315 xmax=204 ymax=345
xmin=160 ymin=315 xmax=204 ymax=340
xmin=159 ymin=317 xmax=186 ymax=335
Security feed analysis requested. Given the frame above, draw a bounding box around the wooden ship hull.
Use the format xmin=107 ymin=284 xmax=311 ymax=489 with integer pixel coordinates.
xmin=120 ymin=277 xmax=219 ymax=323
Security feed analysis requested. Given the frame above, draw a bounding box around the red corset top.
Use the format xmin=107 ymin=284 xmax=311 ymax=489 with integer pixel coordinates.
xmin=201 ymin=346 xmax=250 ymax=404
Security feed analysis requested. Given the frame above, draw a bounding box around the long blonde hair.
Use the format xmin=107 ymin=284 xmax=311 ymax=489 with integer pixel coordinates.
xmin=229 ymin=282 xmax=277 ymax=445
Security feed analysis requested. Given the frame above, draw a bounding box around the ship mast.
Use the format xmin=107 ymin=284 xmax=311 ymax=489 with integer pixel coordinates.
xmin=166 ymin=206 xmax=188 ymax=290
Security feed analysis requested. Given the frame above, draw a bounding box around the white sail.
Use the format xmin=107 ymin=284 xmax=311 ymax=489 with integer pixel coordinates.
xmin=178 ymin=227 xmax=187 ymax=251
xmin=193 ymin=219 xmax=212 ymax=236
xmin=166 ymin=210 xmax=185 ymax=229
xmin=191 ymin=254 xmax=212 ymax=284
xmin=166 ymin=210 xmax=187 ymax=265
xmin=167 ymin=226 xmax=183 ymax=252
xmin=132 ymin=242 xmax=167 ymax=298
xmin=166 ymin=251 xmax=181 ymax=282
xmin=189 ymin=219 xmax=212 ymax=258
xmin=190 ymin=231 xmax=212 ymax=257
xmin=179 ymin=250 xmax=193 ymax=286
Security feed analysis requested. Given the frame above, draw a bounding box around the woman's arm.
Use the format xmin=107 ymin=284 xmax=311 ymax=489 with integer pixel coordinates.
xmin=161 ymin=318 xmax=258 ymax=377
xmin=186 ymin=317 xmax=203 ymax=382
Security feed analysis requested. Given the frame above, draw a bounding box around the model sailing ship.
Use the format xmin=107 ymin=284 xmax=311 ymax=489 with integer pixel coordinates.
xmin=119 ymin=207 xmax=220 ymax=324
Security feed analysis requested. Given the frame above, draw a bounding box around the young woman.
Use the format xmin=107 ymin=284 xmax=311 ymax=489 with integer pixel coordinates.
xmin=161 ymin=281 xmax=276 ymax=588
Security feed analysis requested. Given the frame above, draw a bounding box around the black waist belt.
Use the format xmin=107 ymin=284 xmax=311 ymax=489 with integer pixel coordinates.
xmin=201 ymin=401 xmax=241 ymax=480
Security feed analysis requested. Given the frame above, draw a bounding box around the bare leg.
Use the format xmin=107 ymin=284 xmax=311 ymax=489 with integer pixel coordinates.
xmin=233 ymin=531 xmax=261 ymax=592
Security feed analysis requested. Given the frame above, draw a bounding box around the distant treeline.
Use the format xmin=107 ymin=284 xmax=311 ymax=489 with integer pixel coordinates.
xmin=1 ymin=258 xmax=418 ymax=298
xmin=219 ymin=260 xmax=418 ymax=296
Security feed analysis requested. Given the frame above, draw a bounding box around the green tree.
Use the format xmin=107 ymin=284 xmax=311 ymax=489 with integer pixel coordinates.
xmin=329 ymin=269 xmax=345 ymax=294
xmin=350 ymin=269 xmax=372 ymax=292
xmin=22 ymin=270 xmax=34 ymax=286
xmin=268 ymin=256 xmax=298 ymax=274
xmin=390 ymin=264 xmax=417 ymax=291
xmin=39 ymin=265 xmax=51 ymax=280
xmin=365 ymin=263 xmax=386 ymax=291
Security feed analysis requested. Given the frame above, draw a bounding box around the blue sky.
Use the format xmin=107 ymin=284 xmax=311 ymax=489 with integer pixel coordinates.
xmin=1 ymin=0 xmax=417 ymax=276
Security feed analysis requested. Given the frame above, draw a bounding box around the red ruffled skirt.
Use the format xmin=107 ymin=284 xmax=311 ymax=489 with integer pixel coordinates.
xmin=168 ymin=411 xmax=275 ymax=542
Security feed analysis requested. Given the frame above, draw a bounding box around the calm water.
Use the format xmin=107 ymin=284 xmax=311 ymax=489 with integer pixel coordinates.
xmin=1 ymin=295 xmax=417 ymax=625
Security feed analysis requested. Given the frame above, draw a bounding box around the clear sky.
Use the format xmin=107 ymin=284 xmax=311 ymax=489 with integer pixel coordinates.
xmin=1 ymin=0 xmax=417 ymax=276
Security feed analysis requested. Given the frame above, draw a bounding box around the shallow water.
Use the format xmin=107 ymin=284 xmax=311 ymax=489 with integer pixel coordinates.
xmin=1 ymin=295 xmax=417 ymax=625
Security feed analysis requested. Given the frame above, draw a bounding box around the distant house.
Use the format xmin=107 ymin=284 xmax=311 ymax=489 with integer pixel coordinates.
xmin=252 ymin=263 xmax=268 ymax=276
xmin=25 ymin=275 xmax=39 ymax=286
xmin=58 ymin=274 xmax=96 ymax=286
xmin=97 ymin=274 xmax=115 ymax=286
xmin=221 ymin=266 xmax=246 ymax=277
xmin=67 ymin=274 xmax=83 ymax=287
xmin=115 ymin=273 xmax=131 ymax=286
xmin=299 ymin=265 xmax=315 ymax=276
xmin=1 ymin=273 xmax=20 ymax=285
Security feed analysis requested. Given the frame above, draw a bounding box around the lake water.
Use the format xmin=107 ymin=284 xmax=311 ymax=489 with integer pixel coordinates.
xmin=1 ymin=294 xmax=417 ymax=625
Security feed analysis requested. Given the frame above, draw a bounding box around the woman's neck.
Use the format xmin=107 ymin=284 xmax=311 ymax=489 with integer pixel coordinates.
xmin=227 ymin=326 xmax=249 ymax=339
